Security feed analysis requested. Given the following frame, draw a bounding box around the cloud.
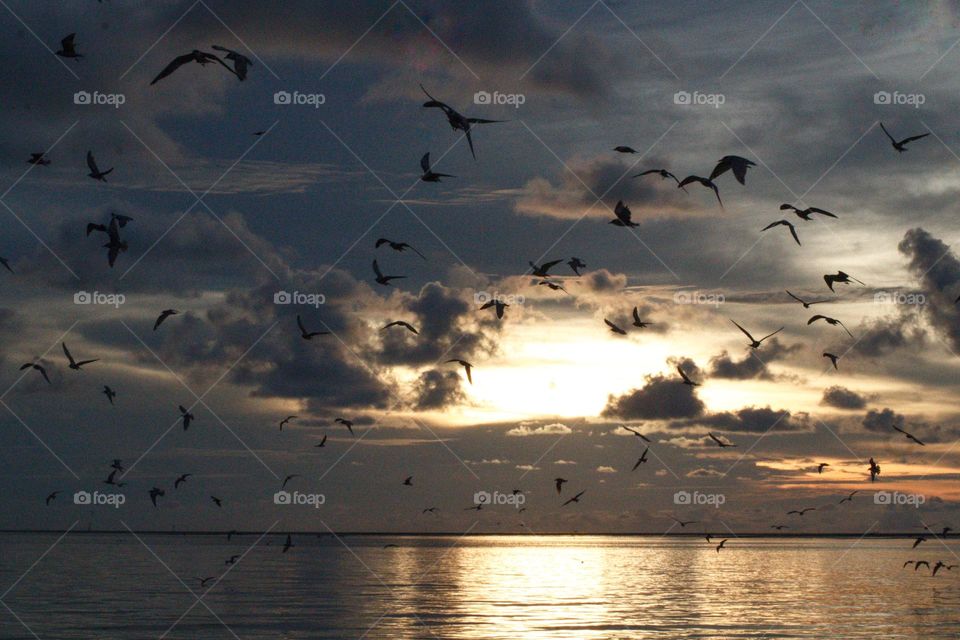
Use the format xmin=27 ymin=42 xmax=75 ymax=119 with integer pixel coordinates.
xmin=695 ymin=407 xmax=809 ymax=433
xmin=862 ymin=408 xmax=904 ymax=433
xmin=821 ymin=386 xmax=868 ymax=410
xmin=506 ymin=423 xmax=573 ymax=437
xmin=602 ymin=364 xmax=705 ymax=420
xmin=707 ymin=338 xmax=800 ymax=380
xmin=898 ymin=227 xmax=960 ymax=350
xmin=596 ymin=465 xmax=617 ymax=473
xmin=412 ymin=370 xmax=466 ymax=410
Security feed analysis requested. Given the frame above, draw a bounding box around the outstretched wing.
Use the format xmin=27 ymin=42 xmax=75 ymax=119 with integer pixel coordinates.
xmin=150 ymin=53 xmax=195 ymax=85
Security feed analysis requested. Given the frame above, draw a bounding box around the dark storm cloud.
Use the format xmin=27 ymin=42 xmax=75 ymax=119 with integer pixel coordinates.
xmin=898 ymin=227 xmax=960 ymax=351
xmin=821 ymin=386 xmax=868 ymax=410
xmin=602 ymin=364 xmax=705 ymax=420
xmin=411 ymin=369 xmax=465 ymax=410
xmin=693 ymin=406 xmax=809 ymax=434
xmin=862 ymin=407 xmax=904 ymax=433
xmin=707 ymin=338 xmax=800 ymax=380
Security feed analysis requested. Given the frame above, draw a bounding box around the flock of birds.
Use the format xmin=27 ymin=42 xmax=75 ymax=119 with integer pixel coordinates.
xmin=6 ymin=31 xmax=955 ymax=576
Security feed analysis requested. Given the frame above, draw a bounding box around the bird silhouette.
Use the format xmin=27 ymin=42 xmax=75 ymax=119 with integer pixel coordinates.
xmin=174 ymin=473 xmax=191 ymax=488
xmin=817 ymin=463 xmax=830 ymax=474
xmin=869 ymin=458 xmax=881 ymax=482
xmin=824 ymin=271 xmax=864 ymax=292
xmin=62 ymin=342 xmax=98 ymax=370
xmin=446 ymin=359 xmax=474 ymax=384
xmin=555 ymin=478 xmax=568 ymax=494
xmin=375 ymin=238 xmax=426 ymax=259
xmin=480 ymin=300 xmax=508 ymax=319
xmin=677 ymin=366 xmax=700 ymax=386
xmin=822 ymin=353 xmax=840 ymax=370
xmin=420 ymin=85 xmax=505 ymax=159
xmin=86 ymin=151 xmax=113 ymax=182
xmin=27 ymin=153 xmax=50 ymax=166
xmin=678 ymin=175 xmax=722 ymax=207
xmin=19 ymin=362 xmax=51 ymax=385
xmin=55 ymin=33 xmax=82 ymax=60
xmin=631 ymin=447 xmax=649 ymax=471
xmin=567 ymin=257 xmax=586 ymax=275
xmin=880 ymin=122 xmax=929 ymax=153
xmin=605 ymin=318 xmax=627 ymax=335
xmin=279 ymin=415 xmax=297 ymax=431
xmin=297 ymin=314 xmax=330 ymax=340
xmin=335 ymin=417 xmax=355 ymax=436
xmin=808 ymin=314 xmax=854 ymax=338
xmin=731 ymin=320 xmax=783 ymax=349
xmin=614 ymin=145 xmax=637 ymax=153
xmin=787 ymin=507 xmax=816 ymax=516
xmin=609 ymin=200 xmax=639 ymax=227
xmin=528 ymin=259 xmax=563 ymax=278
xmin=151 ymin=50 xmax=237 ymax=85
xmin=893 ymin=425 xmax=925 ymax=446
xmin=761 ymin=220 xmax=801 ymax=246
xmin=210 ymin=45 xmax=252 ymax=80
xmin=632 ymin=307 xmax=652 ymax=328
xmin=634 ymin=168 xmax=683 ymax=188
xmin=779 ymin=204 xmax=837 ymax=221
xmin=710 ymin=155 xmax=755 ymax=185
xmin=419 ymin=152 xmax=455 ymax=182
xmin=382 ymin=320 xmax=419 ymax=334
xmin=786 ymin=290 xmax=828 ymax=309
xmin=281 ymin=474 xmax=299 ymax=489
xmin=708 ymin=433 xmax=736 ymax=448
xmin=562 ymin=490 xmax=585 ymax=506
xmin=372 ymin=260 xmax=405 ymax=286
xmin=179 ymin=405 xmax=194 ymax=431
xmin=154 ymin=309 xmax=178 ymax=331
xmin=149 ymin=487 xmax=165 ymax=507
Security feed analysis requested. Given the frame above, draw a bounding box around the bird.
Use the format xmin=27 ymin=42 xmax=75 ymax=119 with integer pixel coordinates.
xmin=817 ymin=463 xmax=830 ymax=474
xmin=198 ymin=577 xmax=216 ymax=588
xmin=103 ymin=385 xmax=117 ymax=404
xmin=614 ymin=146 xmax=637 ymax=153
xmin=822 ymin=353 xmax=840 ymax=370
xmin=104 ymin=469 xmax=125 ymax=487
xmin=808 ymin=315 xmax=854 ymax=338
xmin=480 ymin=299 xmax=508 ymax=320
xmin=62 ymin=342 xmax=98 ymax=371
xmin=913 ymin=560 xmax=931 ymax=571
xmin=562 ymin=490 xmax=585 ymax=506
xmin=55 ymin=33 xmax=82 ymax=60
xmin=403 ymin=476 xmax=413 ymax=486
xmin=669 ymin=517 xmax=697 ymax=527
xmin=708 ymin=433 xmax=736 ymax=448
xmin=634 ymin=168 xmax=682 ymax=187
xmin=464 ymin=504 xmax=483 ymax=511
xmin=779 ymin=204 xmax=838 ymax=221
xmin=26 ymin=153 xmax=50 ymax=166
xmin=567 ymin=257 xmax=586 ymax=276
xmin=420 ymin=85 xmax=505 ymax=160
xmin=761 ymin=220 xmax=801 ymax=246
xmin=940 ymin=527 xmax=953 ymax=537
xmin=174 ymin=473 xmax=191 ymax=488
xmin=225 ymin=554 xmax=240 ymax=565
xmin=210 ymin=45 xmax=251 ymax=80
xmin=372 ymin=259 xmax=405 ymax=286
xmin=730 ymin=320 xmax=783 ymax=349
xmin=179 ymin=405 xmax=194 ymax=431
xmin=621 ymin=425 xmax=651 ymax=442
xmin=604 ymin=319 xmax=627 ymax=335
xmin=335 ymin=417 xmax=355 ymax=436
xmin=150 ymin=49 xmax=237 ymax=85
xmin=422 ymin=507 xmax=439 ymax=514
xmin=375 ymin=238 xmax=426 ymax=259
xmin=538 ymin=280 xmax=568 ymax=293
xmin=632 ymin=307 xmax=653 ymax=328
xmin=419 ymin=152 xmax=454 ymax=182
xmin=838 ymin=490 xmax=858 ymax=504
xmin=281 ymin=474 xmax=299 ymax=489
xmin=282 ymin=534 xmax=293 ymax=553
xmin=279 ymin=416 xmax=297 ymax=431
xmin=528 ymin=259 xmax=563 ymax=278
xmin=86 ymin=214 xmax=130 ymax=268
xmin=824 ymin=271 xmax=865 ymax=292
xmin=710 ymin=155 xmax=755 ymax=185
xmin=86 ymin=151 xmax=113 ymax=182
xmin=903 ymin=560 xmax=917 ymax=569
xmin=382 ymin=320 xmax=419 ymax=334
xmin=0 ymin=257 xmax=11 ymax=274
xmin=771 ymin=525 xmax=789 ymax=530
xmin=787 ymin=507 xmax=816 ymax=516
xmin=297 ymin=314 xmax=329 ymax=340
xmin=609 ymin=200 xmax=639 ymax=227
xmin=554 ymin=478 xmax=568 ymax=494
xmin=631 ymin=447 xmax=649 ymax=471
xmin=314 ymin=435 xmax=327 ymax=448
xmin=677 ymin=366 xmax=700 ymax=386
xmin=211 ymin=496 xmax=223 ymax=507
xmin=19 ymin=362 xmax=51 ymax=384
xmin=153 ymin=309 xmax=178 ymax=331
xmin=893 ymin=425 xmax=925 ymax=446
xmin=446 ymin=359 xmax=473 ymax=384
xmin=912 ymin=536 xmax=927 ymax=549
xmin=111 ymin=459 xmax=125 ymax=472
xmin=716 ymin=539 xmax=728 ymax=553
xmin=786 ymin=290 xmax=828 ymax=309
xmin=149 ymin=488 xmax=165 ymax=507
xmin=45 ymin=491 xmax=60 ymax=505
xmin=869 ymin=458 xmax=881 ymax=482
xmin=932 ymin=561 xmax=948 ymax=576
xmin=880 ymin=122 xmax=929 ymax=153
xmin=678 ymin=175 xmax=722 ymax=207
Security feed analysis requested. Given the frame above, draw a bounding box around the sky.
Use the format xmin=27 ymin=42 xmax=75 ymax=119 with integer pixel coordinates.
xmin=2 ymin=0 xmax=960 ymax=534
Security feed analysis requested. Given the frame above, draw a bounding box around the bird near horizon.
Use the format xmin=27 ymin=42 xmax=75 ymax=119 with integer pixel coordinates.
xmin=788 ymin=507 xmax=816 ymax=516
xmin=817 ymin=463 xmax=830 ymax=474
xmin=670 ymin=517 xmax=697 ymax=527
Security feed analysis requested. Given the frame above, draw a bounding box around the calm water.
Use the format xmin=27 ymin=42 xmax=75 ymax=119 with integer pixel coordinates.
xmin=2 ymin=533 xmax=959 ymax=639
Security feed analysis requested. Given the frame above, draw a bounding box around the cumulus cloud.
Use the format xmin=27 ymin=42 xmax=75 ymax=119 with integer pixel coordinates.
xmin=707 ymin=338 xmax=800 ymax=380
xmin=506 ymin=423 xmax=573 ymax=437
xmin=898 ymin=227 xmax=960 ymax=350
xmin=821 ymin=386 xmax=868 ymax=410
xmin=601 ymin=369 xmax=705 ymax=420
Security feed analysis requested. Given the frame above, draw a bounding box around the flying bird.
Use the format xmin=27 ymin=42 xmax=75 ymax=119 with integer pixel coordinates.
xmin=822 ymin=353 xmax=840 ymax=370
xmin=528 ymin=259 xmax=563 ymax=278
xmin=281 ymin=474 xmax=299 ymax=490
xmin=154 ymin=309 xmax=178 ymax=331
xmin=678 ymin=175 xmax=722 ymax=207
xmin=779 ymin=204 xmax=838 ymax=221
xmin=869 ymin=457 xmax=881 ymax=482
xmin=382 ymin=320 xmax=419 ymax=334
xmin=838 ymin=490 xmax=858 ymax=504
xmin=771 ymin=525 xmax=789 ymax=530
xmin=150 ymin=49 xmax=236 ymax=85
xmin=420 ymin=84 xmax=505 ymax=160
xmin=913 ymin=560 xmax=931 ymax=572
xmin=335 ymin=417 xmax=355 ymax=436
xmin=419 ymin=152 xmax=455 ymax=182
xmin=614 ymin=146 xmax=637 ymax=153
xmin=631 ymin=447 xmax=649 ymax=471
xmin=45 ymin=491 xmax=60 ymax=505
xmin=562 ymin=490 xmax=585 ymax=506
xmin=761 ymin=220 xmax=801 ymax=246
xmin=375 ymin=238 xmax=426 ymax=259
xmin=787 ymin=507 xmax=816 ymax=516
xmin=179 ymin=405 xmax=194 ymax=431
xmin=210 ymin=45 xmax=252 ymax=80
xmin=716 ymin=539 xmax=728 ymax=553
xmin=225 ymin=555 xmax=240 ymax=565
xmin=708 ymin=433 xmax=736 ymax=448
xmin=710 ymin=155 xmax=755 ymax=185
xmin=817 ymin=463 xmax=830 ymax=474
xmin=730 ymin=320 xmax=783 ymax=349
xmin=823 ymin=271 xmax=865 ymax=292
xmin=111 ymin=459 xmax=124 ymax=472
xmin=880 ymin=122 xmax=929 ymax=153
xmin=174 ymin=473 xmax=191 ymax=488
xmin=210 ymin=496 xmax=222 ymax=508
xmin=480 ymin=299 xmax=508 ymax=319
xmin=786 ymin=290 xmax=828 ymax=309
xmin=297 ymin=314 xmax=329 ymax=340
xmin=62 ymin=342 xmax=98 ymax=371
xmin=403 ymin=476 xmax=413 ymax=486
xmin=103 ymin=385 xmax=116 ymax=404
xmin=104 ymin=469 xmax=125 ymax=487
xmin=149 ymin=487 xmax=165 ymax=507
xmin=567 ymin=257 xmax=586 ymax=276
xmin=282 ymin=534 xmax=293 ymax=553
xmin=632 ymin=307 xmax=652 ymax=328
xmin=555 ymin=478 xmax=567 ymax=494
xmin=198 ymin=577 xmax=216 ymax=588
xmin=86 ymin=151 xmax=113 ymax=182
xmin=932 ymin=561 xmax=948 ymax=576
xmin=423 ymin=507 xmax=439 ymax=514
xmin=634 ymin=168 xmax=683 ymax=187
xmin=55 ymin=33 xmax=82 ymax=60
xmin=912 ymin=536 xmax=926 ymax=549
xmin=677 ymin=366 xmax=700 ymax=386
xmin=604 ymin=318 xmax=627 ymax=335
xmin=446 ymin=359 xmax=474 ymax=384
xmin=372 ymin=259 xmax=405 ymax=286
xmin=669 ymin=517 xmax=697 ymax=527
xmin=609 ymin=200 xmax=639 ymax=227
xmin=27 ymin=153 xmax=50 ymax=166
xmin=19 ymin=362 xmax=51 ymax=384
xmin=279 ymin=415 xmax=297 ymax=431
xmin=538 ymin=280 xmax=568 ymax=293
xmin=808 ymin=315 xmax=854 ymax=338
xmin=893 ymin=425 xmax=925 ymax=446
xmin=621 ymin=425 xmax=651 ymax=442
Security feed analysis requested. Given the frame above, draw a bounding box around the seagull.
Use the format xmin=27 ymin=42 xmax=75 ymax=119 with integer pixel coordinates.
xmin=211 ymin=496 xmax=223 ymax=507
xmin=670 ymin=517 xmax=697 ymax=527
xmin=62 ymin=342 xmax=98 ymax=371
xmin=631 ymin=447 xmax=649 ymax=471
xmin=372 ymin=260 xmax=405 ymax=286
xmin=538 ymin=280 xmax=568 ymax=293
xmin=382 ymin=320 xmax=419 ymax=334
xmin=528 ymin=259 xmax=563 ymax=278
xmin=838 ymin=490 xmax=858 ymax=504
xmin=93 ymin=215 xmax=127 ymax=267
xmin=179 ymin=405 xmax=194 ymax=431
xmin=824 ymin=271 xmax=865 ymax=292
xmin=279 ymin=416 xmax=297 ymax=431
xmin=632 ymin=307 xmax=652 ymax=328
xmin=716 ymin=539 xmax=728 ymax=553
xmin=677 ymin=366 xmax=700 ymax=386
xmin=562 ymin=490 xmax=585 ymax=506
xmin=153 ymin=309 xmax=178 ymax=331
xmin=19 ymin=362 xmax=51 ymax=384
xmin=210 ymin=45 xmax=251 ymax=80
xmin=101 ymin=387 xmax=117 ymax=408
xmin=604 ymin=318 xmax=627 ymax=335
xmin=880 ymin=122 xmax=929 ymax=153
xmin=779 ymin=204 xmax=838 ymax=221
xmin=787 ymin=507 xmax=816 ymax=516
xmin=446 ymin=359 xmax=474 ymax=384
xmin=403 ymin=476 xmax=413 ymax=486
xmin=731 ymin=320 xmax=783 ymax=349
xmin=913 ymin=560 xmax=931 ymax=571
xmin=104 ymin=469 xmax=125 ymax=487
xmin=111 ymin=459 xmax=124 ymax=472
xmin=555 ymin=478 xmax=568 ymax=494
xmin=149 ymin=487 xmax=165 ymax=507
xmin=281 ymin=474 xmax=299 ymax=490
xmin=678 ymin=175 xmax=722 ymax=207
xmin=786 ymin=290 xmax=828 ymax=309
xmin=26 ymin=153 xmax=50 ymax=166
xmin=708 ymin=433 xmax=736 ymax=448
xmin=375 ymin=238 xmax=426 ymax=259
xmin=420 ymin=85 xmax=505 ymax=160
xmin=0 ymin=257 xmax=11 ymax=273
xmin=609 ymin=200 xmax=639 ymax=227
xmin=710 ymin=155 xmax=755 ymax=185
xmin=869 ymin=457 xmax=881 ymax=482
xmin=198 ymin=577 xmax=216 ymax=588
xmin=150 ymin=49 xmax=237 ymax=85
xmin=480 ymin=299 xmax=508 ymax=319
xmin=808 ymin=315 xmax=854 ymax=338
xmin=55 ymin=33 xmax=82 ymax=60
xmin=86 ymin=151 xmax=113 ymax=182
xmin=817 ymin=463 xmax=830 ymax=474
xmin=932 ymin=561 xmax=948 ymax=576
xmin=45 ymin=491 xmax=61 ymax=505
xmin=634 ymin=168 xmax=683 ymax=188
xmin=940 ymin=527 xmax=953 ymax=537
xmin=893 ymin=425 xmax=925 ymax=446
xmin=419 ymin=152 xmax=454 ymax=182
xmin=822 ymin=353 xmax=840 ymax=370
xmin=423 ymin=507 xmax=439 ymax=514
xmin=567 ymin=257 xmax=586 ymax=276
xmin=282 ymin=534 xmax=293 ymax=553
xmin=314 ymin=435 xmax=327 ymax=448
xmin=335 ymin=417 xmax=355 ymax=436
xmin=912 ymin=536 xmax=926 ymax=549
xmin=614 ymin=146 xmax=637 ymax=153
xmin=761 ymin=220 xmax=801 ymax=246
xmin=297 ymin=314 xmax=329 ymax=340
xmin=225 ymin=554 xmax=240 ymax=565
xmin=174 ymin=473 xmax=191 ymax=488
xmin=621 ymin=425 xmax=651 ymax=442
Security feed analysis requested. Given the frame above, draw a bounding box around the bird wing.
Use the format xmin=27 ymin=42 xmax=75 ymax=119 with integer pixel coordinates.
xmin=61 ymin=33 xmax=76 ymax=49
xmin=633 ymin=307 xmax=641 ymax=323
xmin=62 ymin=342 xmax=75 ymax=365
xmin=464 ymin=363 xmax=473 ymax=384
xmin=709 ymin=158 xmax=730 ymax=181
xmin=466 ymin=118 xmax=505 ymax=124
xmin=730 ymin=320 xmax=755 ymax=342
xmin=420 ymin=153 xmax=430 ymax=173
xmin=86 ymin=151 xmax=99 ymax=174
xmin=761 ymin=220 xmax=785 ymax=231
xmin=787 ymin=223 xmax=801 ymax=246
xmin=372 ymin=260 xmax=383 ymax=278
xmin=901 ymin=133 xmax=930 ymax=145
xmin=614 ymin=200 xmax=632 ymax=223
xmin=634 ymin=169 xmax=659 ymax=177
xmin=808 ymin=207 xmax=837 ymax=218
xmin=879 ymin=122 xmax=897 ymax=144
xmin=604 ymin=319 xmax=625 ymax=334
xmin=297 ymin=314 xmax=307 ymax=334
xmin=808 ymin=315 xmax=826 ymax=325
xmin=150 ymin=53 xmax=196 ymax=85
xmin=677 ymin=366 xmax=692 ymax=383
xmin=759 ymin=327 xmax=784 ymax=342
xmin=540 ymin=259 xmax=563 ymax=273
xmin=785 ymin=290 xmax=805 ymax=305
